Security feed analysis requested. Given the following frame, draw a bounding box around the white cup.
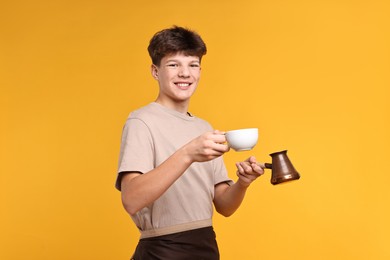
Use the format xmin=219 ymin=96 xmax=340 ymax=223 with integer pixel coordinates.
xmin=225 ymin=128 xmax=258 ymax=151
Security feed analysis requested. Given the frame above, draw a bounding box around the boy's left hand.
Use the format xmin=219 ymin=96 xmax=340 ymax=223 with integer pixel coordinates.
xmin=235 ymin=156 xmax=264 ymax=187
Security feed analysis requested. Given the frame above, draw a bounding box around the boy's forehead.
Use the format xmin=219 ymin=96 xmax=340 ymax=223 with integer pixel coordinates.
xmin=163 ymin=52 xmax=200 ymax=62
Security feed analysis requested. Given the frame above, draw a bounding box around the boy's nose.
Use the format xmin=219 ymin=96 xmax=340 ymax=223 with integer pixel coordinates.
xmin=178 ymin=66 xmax=190 ymax=77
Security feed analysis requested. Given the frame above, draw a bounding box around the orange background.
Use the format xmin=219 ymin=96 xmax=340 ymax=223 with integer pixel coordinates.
xmin=1 ymin=0 xmax=389 ymax=259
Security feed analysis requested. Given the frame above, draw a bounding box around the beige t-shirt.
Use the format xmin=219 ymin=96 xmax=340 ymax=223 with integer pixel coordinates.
xmin=116 ymin=102 xmax=233 ymax=238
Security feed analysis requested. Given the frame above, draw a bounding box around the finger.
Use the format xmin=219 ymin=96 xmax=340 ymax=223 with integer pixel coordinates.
xmin=240 ymin=161 xmax=262 ymax=176
xmin=213 ymin=129 xmax=226 ymax=135
xmin=235 ymin=162 xmax=245 ymax=174
xmin=213 ymin=143 xmax=230 ymax=153
xmin=211 ymin=133 xmax=227 ymax=144
xmin=251 ymin=163 xmax=264 ymax=173
xmin=240 ymin=162 xmax=253 ymax=173
xmin=248 ymin=156 xmax=257 ymax=164
xmin=238 ymin=172 xmax=249 ymax=181
xmin=244 ymin=157 xmax=265 ymax=169
xmin=236 ymin=168 xmax=249 ymax=179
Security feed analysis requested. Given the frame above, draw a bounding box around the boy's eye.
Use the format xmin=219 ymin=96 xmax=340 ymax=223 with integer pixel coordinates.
xmin=190 ymin=64 xmax=200 ymax=68
xmin=167 ymin=64 xmax=178 ymax=67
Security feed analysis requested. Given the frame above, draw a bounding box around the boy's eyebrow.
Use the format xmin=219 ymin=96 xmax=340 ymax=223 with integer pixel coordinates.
xmin=165 ymin=58 xmax=200 ymax=63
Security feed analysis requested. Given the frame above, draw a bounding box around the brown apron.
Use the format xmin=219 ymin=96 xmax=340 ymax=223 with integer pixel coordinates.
xmin=131 ymin=226 xmax=220 ymax=260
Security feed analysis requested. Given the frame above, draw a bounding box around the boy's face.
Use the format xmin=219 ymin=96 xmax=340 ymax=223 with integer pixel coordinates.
xmin=152 ymin=52 xmax=201 ymax=107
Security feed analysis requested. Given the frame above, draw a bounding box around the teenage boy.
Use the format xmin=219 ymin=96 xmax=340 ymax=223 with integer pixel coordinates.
xmin=116 ymin=26 xmax=264 ymax=259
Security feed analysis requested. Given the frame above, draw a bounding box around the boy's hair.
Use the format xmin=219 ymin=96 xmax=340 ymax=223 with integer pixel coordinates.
xmin=148 ymin=26 xmax=207 ymax=66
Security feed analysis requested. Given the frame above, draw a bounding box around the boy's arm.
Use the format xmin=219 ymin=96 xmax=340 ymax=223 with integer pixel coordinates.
xmin=121 ymin=131 xmax=229 ymax=215
xmin=213 ymin=157 xmax=264 ymax=217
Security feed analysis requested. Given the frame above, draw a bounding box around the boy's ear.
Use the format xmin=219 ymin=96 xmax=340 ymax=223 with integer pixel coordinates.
xmin=151 ymin=64 xmax=158 ymax=79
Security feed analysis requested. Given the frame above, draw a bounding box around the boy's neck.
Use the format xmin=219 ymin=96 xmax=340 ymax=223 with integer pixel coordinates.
xmin=155 ymin=98 xmax=190 ymax=115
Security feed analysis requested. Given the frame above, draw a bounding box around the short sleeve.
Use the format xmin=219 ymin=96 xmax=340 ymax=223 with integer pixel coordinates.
xmin=213 ymin=156 xmax=234 ymax=186
xmin=115 ymin=118 xmax=154 ymax=190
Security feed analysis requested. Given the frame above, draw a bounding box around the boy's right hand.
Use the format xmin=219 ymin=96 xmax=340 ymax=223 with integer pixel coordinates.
xmin=182 ymin=130 xmax=230 ymax=163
